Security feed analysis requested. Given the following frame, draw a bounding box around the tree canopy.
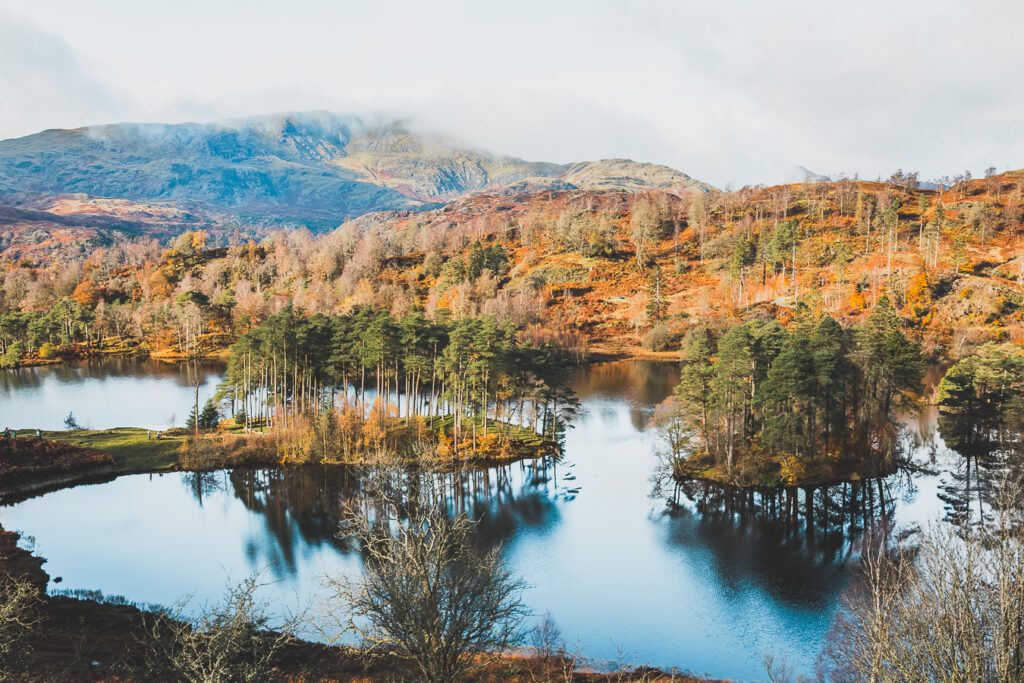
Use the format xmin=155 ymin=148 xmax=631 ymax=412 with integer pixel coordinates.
xmin=666 ymin=304 xmax=924 ymax=486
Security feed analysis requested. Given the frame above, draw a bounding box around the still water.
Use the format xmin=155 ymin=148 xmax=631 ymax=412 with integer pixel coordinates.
xmin=0 ymin=360 xmax=953 ymax=680
xmin=0 ymin=359 xmax=222 ymax=430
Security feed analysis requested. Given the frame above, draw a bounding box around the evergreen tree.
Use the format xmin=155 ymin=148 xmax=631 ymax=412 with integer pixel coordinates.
xmin=711 ymin=324 xmax=755 ymax=472
xmin=811 ymin=316 xmax=850 ymax=449
xmin=675 ymin=327 xmax=716 ymax=441
xmin=860 ymin=295 xmax=924 ymax=420
xmin=761 ymin=323 xmax=816 ymax=456
xmin=646 ymin=265 xmax=667 ymax=323
xmin=938 ymin=343 xmax=1024 ymax=460
xmin=199 ymin=399 xmax=220 ymax=430
xmin=185 ymin=403 xmax=198 ymax=433
xmin=669 ymin=306 xmax=924 ymax=486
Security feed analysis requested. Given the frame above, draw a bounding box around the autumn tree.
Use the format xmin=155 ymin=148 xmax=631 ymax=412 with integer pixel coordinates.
xmin=629 ymin=197 xmax=662 ymax=267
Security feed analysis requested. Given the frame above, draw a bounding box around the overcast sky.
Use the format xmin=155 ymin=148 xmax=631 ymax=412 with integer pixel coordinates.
xmin=1 ymin=0 xmax=1021 ymax=187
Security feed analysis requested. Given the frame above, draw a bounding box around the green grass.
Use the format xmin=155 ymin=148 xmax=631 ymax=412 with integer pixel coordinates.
xmin=16 ymin=427 xmax=183 ymax=473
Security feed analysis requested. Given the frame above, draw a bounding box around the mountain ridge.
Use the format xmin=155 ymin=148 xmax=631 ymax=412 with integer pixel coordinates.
xmin=0 ymin=112 xmax=712 ymax=232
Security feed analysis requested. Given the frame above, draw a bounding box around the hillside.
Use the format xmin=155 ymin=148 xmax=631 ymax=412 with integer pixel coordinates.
xmin=1 ymin=170 xmax=1020 ymax=366
xmin=0 ymin=112 xmax=711 ymax=242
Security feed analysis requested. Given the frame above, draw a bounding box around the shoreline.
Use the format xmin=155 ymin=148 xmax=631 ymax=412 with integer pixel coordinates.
xmin=0 ymin=428 xmax=184 ymax=503
xmin=5 ymin=337 xmax=678 ymax=371
xmin=0 ymin=526 xmax=716 ymax=682
xmin=0 ymin=425 xmax=559 ymax=504
xmin=672 ymin=462 xmax=907 ymax=492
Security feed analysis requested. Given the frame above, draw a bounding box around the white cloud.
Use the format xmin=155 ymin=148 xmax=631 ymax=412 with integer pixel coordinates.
xmin=0 ymin=0 xmax=1021 ymax=186
xmin=0 ymin=12 xmax=126 ymax=134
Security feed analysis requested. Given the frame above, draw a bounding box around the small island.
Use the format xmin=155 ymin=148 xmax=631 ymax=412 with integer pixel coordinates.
xmin=661 ymin=297 xmax=924 ymax=488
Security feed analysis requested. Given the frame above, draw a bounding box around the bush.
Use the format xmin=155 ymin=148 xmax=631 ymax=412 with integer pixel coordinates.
xmin=641 ymin=323 xmax=674 ymax=352
xmin=826 ymin=479 xmax=1024 ymax=682
xmin=37 ymin=342 xmax=57 ymax=359
xmin=0 ymin=342 xmax=22 ymax=369
xmin=140 ymin=577 xmax=295 ymax=683
xmin=0 ymin=572 xmax=41 ymax=677
xmin=330 ymin=489 xmax=528 ymax=683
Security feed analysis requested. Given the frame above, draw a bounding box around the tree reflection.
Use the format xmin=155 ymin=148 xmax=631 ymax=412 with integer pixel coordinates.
xmin=200 ymin=456 xmax=564 ymax=579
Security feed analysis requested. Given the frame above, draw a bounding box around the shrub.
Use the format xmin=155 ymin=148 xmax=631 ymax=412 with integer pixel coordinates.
xmin=641 ymin=323 xmax=673 ymax=352
xmin=140 ymin=577 xmax=295 ymax=683
xmin=0 ymin=572 xmax=41 ymax=677
xmin=330 ymin=489 xmax=528 ymax=683
xmin=0 ymin=342 xmax=22 ymax=369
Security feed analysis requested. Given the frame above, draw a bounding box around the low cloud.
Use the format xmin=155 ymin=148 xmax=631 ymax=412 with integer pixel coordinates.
xmin=0 ymin=12 xmax=126 ymax=136
xmin=1 ymin=1 xmax=1022 ymax=186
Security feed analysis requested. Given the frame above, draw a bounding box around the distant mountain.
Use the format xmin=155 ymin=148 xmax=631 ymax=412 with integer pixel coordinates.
xmin=0 ymin=112 xmax=712 ymax=231
xmin=792 ymin=166 xmax=833 ymax=183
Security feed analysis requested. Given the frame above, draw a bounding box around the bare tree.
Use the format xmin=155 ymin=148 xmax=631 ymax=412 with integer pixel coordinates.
xmin=0 ymin=572 xmax=41 ymax=678
xmin=141 ymin=577 xmax=297 ymax=683
xmin=826 ymin=477 xmax=1024 ymax=682
xmin=328 ymin=497 xmax=529 ymax=683
xmin=764 ymin=654 xmax=813 ymax=683
xmin=630 ymin=198 xmax=663 ymax=268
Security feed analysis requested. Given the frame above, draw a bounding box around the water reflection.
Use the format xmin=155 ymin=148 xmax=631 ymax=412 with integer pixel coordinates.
xmin=661 ymin=510 xmax=851 ymax=610
xmin=1 ymin=359 xmax=223 ymax=430
xmin=0 ymin=360 xmax=959 ymax=680
xmin=571 ymin=359 xmax=679 ymax=432
xmin=195 ymin=458 xmax=566 ymax=583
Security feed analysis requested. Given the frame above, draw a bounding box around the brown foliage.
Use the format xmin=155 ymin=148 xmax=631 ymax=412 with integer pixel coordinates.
xmin=0 ymin=436 xmax=115 ymax=488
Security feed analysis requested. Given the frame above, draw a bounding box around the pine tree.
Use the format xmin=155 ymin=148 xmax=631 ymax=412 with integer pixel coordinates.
xmin=675 ymin=327 xmax=716 ymax=442
xmin=646 ymin=265 xmax=667 ymax=323
xmin=711 ymin=324 xmax=755 ymax=471
xmin=185 ymin=403 xmax=198 ymax=433
xmin=761 ymin=324 xmax=816 ymax=456
xmin=199 ymin=399 xmax=220 ymax=430
xmin=811 ymin=316 xmax=849 ymax=450
xmin=859 ymin=296 xmax=924 ymax=442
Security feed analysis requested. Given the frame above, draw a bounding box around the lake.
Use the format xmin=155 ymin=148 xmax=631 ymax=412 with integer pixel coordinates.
xmin=0 ymin=359 xmax=223 ymax=431
xmin=0 ymin=360 xmax=955 ymax=680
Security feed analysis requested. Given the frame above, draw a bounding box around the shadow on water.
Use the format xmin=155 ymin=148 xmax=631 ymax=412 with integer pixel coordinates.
xmin=185 ymin=457 xmax=564 ymax=581
xmin=660 ymin=508 xmax=851 ymax=610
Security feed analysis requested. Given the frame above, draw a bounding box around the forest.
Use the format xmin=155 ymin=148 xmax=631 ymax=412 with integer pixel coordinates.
xmin=1 ymin=169 xmax=1022 ymax=488
xmin=1 ymin=171 xmax=1022 ymax=373
xmin=200 ymin=306 xmax=577 ymax=466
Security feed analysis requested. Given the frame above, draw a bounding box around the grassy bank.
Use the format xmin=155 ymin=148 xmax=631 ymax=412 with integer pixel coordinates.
xmin=35 ymin=427 xmax=184 ymax=472
xmin=1 ymin=428 xmax=184 ymax=501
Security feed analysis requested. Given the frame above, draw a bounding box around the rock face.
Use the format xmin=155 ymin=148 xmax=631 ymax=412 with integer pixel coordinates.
xmin=0 ymin=111 xmax=711 ymax=232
